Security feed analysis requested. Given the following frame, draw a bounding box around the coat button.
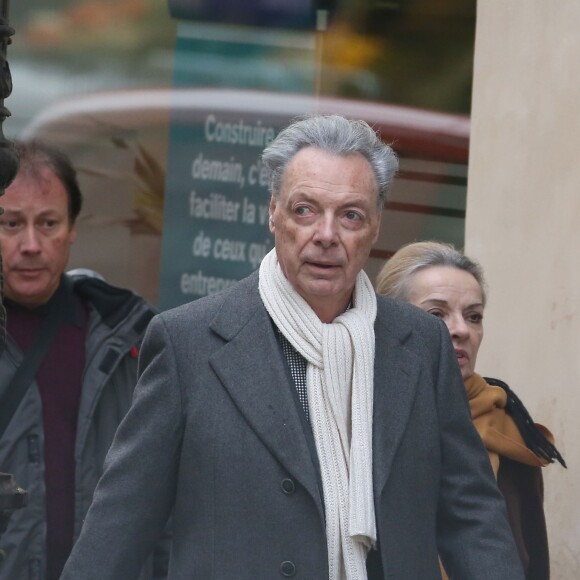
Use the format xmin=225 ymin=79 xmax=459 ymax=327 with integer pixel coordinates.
xmin=280 ymin=560 xmax=296 ymax=577
xmin=281 ymin=478 xmax=295 ymax=494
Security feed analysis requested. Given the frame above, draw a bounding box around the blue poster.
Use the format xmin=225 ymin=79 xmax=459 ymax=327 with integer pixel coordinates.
xmin=159 ymin=107 xmax=290 ymax=310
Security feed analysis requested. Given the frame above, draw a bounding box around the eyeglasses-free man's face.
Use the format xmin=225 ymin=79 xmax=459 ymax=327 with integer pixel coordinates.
xmin=269 ymin=146 xmax=382 ymax=323
xmin=0 ymin=168 xmax=77 ymax=309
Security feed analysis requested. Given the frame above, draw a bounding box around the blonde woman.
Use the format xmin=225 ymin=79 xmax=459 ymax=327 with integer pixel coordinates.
xmin=376 ymin=241 xmax=565 ymax=580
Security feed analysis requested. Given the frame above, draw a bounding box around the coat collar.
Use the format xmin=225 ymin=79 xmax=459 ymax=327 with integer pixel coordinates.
xmin=209 ymin=274 xmax=421 ymax=507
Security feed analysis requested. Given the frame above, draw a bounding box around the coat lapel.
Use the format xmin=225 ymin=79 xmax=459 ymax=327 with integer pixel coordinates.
xmin=208 ymin=274 xmax=324 ymax=518
xmin=372 ymin=306 xmax=421 ymax=497
xmin=208 ymin=277 xmax=421 ymax=514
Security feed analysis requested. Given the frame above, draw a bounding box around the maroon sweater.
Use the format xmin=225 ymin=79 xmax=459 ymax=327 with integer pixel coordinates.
xmin=7 ymin=286 xmax=89 ymax=580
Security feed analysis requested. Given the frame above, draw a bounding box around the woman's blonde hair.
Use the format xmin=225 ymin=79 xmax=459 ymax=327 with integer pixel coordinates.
xmin=375 ymin=241 xmax=487 ymax=306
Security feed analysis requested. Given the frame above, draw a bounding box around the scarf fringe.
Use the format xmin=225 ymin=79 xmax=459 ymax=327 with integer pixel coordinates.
xmin=483 ymin=377 xmax=566 ymax=468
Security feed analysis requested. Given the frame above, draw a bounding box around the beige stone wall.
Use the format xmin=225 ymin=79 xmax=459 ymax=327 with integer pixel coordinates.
xmin=466 ymin=2 xmax=580 ymax=577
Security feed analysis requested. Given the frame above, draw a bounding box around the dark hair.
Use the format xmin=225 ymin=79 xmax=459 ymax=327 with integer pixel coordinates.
xmin=261 ymin=114 xmax=398 ymax=209
xmin=376 ymin=241 xmax=487 ymax=307
xmin=13 ymin=140 xmax=82 ymax=223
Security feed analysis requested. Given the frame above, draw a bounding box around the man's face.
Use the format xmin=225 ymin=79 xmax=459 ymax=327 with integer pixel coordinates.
xmin=269 ymin=146 xmax=382 ymax=322
xmin=0 ymin=168 xmax=77 ymax=308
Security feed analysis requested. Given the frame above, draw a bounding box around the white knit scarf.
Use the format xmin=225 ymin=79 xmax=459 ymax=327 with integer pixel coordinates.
xmin=259 ymin=248 xmax=377 ymax=580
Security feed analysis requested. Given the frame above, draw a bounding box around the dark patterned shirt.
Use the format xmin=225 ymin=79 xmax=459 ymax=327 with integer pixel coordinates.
xmin=274 ymin=327 xmax=309 ymax=422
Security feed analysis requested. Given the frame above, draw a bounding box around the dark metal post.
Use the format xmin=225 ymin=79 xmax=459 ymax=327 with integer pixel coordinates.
xmin=0 ymin=0 xmax=18 ymax=188
xmin=0 ymin=0 xmax=27 ymax=541
xmin=0 ymin=0 xmax=18 ymax=344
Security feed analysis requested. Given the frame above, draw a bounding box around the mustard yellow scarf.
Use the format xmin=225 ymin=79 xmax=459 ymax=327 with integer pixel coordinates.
xmin=440 ymin=373 xmax=556 ymax=579
xmin=464 ymin=372 xmax=555 ymax=477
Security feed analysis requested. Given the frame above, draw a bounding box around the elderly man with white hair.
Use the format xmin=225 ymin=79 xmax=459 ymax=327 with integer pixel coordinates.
xmin=62 ymin=115 xmax=524 ymax=580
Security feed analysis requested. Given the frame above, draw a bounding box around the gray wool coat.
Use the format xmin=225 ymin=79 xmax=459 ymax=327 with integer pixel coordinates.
xmin=61 ymin=271 xmax=524 ymax=580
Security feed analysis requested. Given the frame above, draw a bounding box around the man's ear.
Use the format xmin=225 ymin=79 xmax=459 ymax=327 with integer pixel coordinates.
xmin=268 ymin=197 xmax=277 ymax=234
xmin=68 ymin=223 xmax=78 ymax=245
xmin=372 ymin=209 xmax=382 ymax=245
